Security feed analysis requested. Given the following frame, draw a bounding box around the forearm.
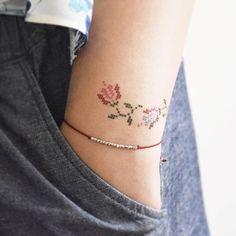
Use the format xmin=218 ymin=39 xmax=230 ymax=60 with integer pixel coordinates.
xmin=61 ymin=0 xmax=195 ymax=209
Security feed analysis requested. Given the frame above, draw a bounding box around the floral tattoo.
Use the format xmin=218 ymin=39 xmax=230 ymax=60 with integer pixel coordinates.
xmin=137 ymin=99 xmax=168 ymax=129
xmin=97 ymin=81 xmax=168 ymax=129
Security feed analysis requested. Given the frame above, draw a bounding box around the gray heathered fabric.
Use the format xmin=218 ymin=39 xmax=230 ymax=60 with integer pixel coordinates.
xmin=0 ymin=15 xmax=210 ymax=235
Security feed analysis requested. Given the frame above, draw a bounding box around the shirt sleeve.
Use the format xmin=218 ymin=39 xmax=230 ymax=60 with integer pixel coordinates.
xmin=25 ymin=0 xmax=93 ymax=55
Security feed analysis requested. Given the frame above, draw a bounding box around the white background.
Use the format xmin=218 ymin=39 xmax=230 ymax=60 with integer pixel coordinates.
xmin=183 ymin=0 xmax=236 ymax=235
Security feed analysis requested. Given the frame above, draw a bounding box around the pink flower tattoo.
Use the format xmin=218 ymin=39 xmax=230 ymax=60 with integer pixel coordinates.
xmin=137 ymin=107 xmax=161 ymax=129
xmin=97 ymin=81 xmax=142 ymax=125
xmin=137 ymin=99 xmax=168 ymax=129
xmin=97 ymin=81 xmax=121 ymax=106
xmin=97 ymin=81 xmax=168 ymax=128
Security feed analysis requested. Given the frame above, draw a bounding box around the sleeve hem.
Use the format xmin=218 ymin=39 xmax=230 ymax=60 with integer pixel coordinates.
xmin=25 ymin=13 xmax=87 ymax=35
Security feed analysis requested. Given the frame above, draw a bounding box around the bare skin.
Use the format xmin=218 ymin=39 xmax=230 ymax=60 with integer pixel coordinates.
xmin=60 ymin=0 xmax=195 ymax=210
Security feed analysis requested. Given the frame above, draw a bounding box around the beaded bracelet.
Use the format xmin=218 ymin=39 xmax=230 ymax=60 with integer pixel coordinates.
xmin=63 ymin=119 xmax=163 ymax=150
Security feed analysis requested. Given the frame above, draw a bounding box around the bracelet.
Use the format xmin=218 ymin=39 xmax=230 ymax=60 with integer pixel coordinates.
xmin=63 ymin=119 xmax=162 ymax=150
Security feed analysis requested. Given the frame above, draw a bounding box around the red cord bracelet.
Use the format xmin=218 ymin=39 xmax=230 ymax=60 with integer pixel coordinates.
xmin=63 ymin=119 xmax=162 ymax=150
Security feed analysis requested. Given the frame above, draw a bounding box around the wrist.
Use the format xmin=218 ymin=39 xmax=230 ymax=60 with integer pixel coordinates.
xmin=60 ymin=120 xmax=163 ymax=210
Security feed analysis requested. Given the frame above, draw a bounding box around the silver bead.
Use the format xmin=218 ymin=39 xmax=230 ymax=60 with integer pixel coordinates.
xmin=90 ymin=136 xmax=138 ymax=150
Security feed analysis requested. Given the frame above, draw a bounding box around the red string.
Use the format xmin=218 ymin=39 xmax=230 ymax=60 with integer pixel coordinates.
xmin=137 ymin=140 xmax=162 ymax=149
xmin=63 ymin=119 xmax=162 ymax=150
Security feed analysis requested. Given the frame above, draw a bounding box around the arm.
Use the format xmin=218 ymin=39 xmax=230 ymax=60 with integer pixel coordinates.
xmin=60 ymin=0 xmax=195 ymax=210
